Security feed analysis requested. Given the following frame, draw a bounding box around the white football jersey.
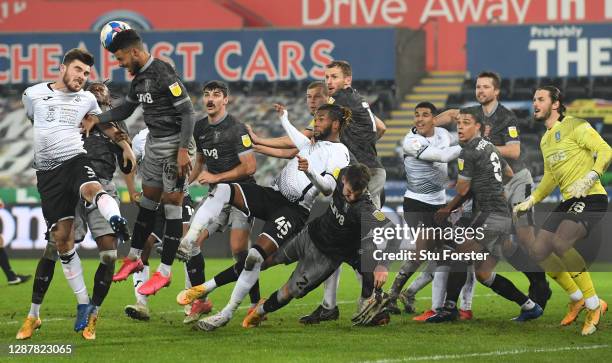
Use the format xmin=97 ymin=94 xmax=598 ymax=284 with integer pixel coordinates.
xmin=272 ymin=140 xmax=350 ymax=210
xmin=23 ymin=82 xmax=101 ymax=171
xmin=403 ymin=127 xmax=454 ymax=205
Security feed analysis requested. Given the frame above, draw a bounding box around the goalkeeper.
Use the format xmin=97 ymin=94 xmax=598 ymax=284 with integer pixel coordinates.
xmin=514 ymin=86 xmax=611 ymax=336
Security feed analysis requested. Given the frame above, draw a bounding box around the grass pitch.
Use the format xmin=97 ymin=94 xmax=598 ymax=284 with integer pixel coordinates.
xmin=1 ymin=258 xmax=610 ymax=362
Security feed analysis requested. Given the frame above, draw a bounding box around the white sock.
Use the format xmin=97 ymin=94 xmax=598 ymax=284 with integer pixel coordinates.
xmin=521 ymin=299 xmax=536 ymax=311
xmin=460 ymin=266 xmax=476 ymax=310
xmin=569 ymin=289 xmax=584 ymax=302
xmin=203 ymin=278 xmax=217 ymax=292
xmin=220 ymin=263 xmax=261 ymax=319
xmin=128 ymin=247 xmax=142 ymax=260
xmin=431 ymin=265 xmax=450 ymax=310
xmin=186 ymin=184 xmax=231 ymax=243
xmin=59 ymin=247 xmax=89 ymax=305
xmin=157 ymin=263 xmax=172 ymax=277
xmin=133 ymin=265 xmax=149 ymax=306
xmin=406 ymin=270 xmax=434 ymax=295
xmin=322 ymin=266 xmax=341 ymax=309
xmin=184 ymin=263 xmax=192 ymax=289
xmin=585 ymin=295 xmax=600 ymax=310
xmin=29 ymin=303 xmax=41 ymax=318
xmin=95 ymin=192 xmax=122 ymax=222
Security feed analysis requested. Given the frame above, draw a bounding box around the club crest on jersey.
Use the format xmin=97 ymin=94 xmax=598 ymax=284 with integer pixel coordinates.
xmin=241 ymin=134 xmax=252 ymax=147
xmin=372 ymin=210 xmax=385 ymax=221
xmin=169 ymin=82 xmax=182 ymax=97
xmin=555 ymin=131 xmax=561 ymax=142
xmin=508 ymin=126 xmax=518 ymax=138
xmin=457 ymin=158 xmax=464 ymax=171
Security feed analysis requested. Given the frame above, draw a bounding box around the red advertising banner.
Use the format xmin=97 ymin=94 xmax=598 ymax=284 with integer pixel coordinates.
xmin=1 ymin=0 xmax=611 ymax=71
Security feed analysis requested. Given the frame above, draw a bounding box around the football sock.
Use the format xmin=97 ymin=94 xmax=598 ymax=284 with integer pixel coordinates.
xmin=505 ymin=245 xmax=547 ymax=284
xmin=569 ymin=289 xmax=584 ymax=302
xmin=262 ymin=289 xmax=291 ymax=314
xmin=540 ymin=253 xmax=580 ymax=296
xmin=322 ymin=266 xmax=341 ymax=309
xmin=131 ymin=207 xmax=157 ymax=251
xmin=94 ymin=192 xmax=122 ymax=222
xmin=406 ymin=269 xmax=435 ymax=296
xmin=32 ymin=257 xmax=56 ymax=305
xmin=0 ymin=247 xmax=16 ymax=281
xmin=160 ymin=218 xmax=182 ymax=266
xmin=389 ymin=272 xmax=409 ymax=300
xmin=184 ymin=263 xmax=192 ymax=289
xmin=483 ymin=272 xmax=529 ymax=307
xmin=560 ymin=248 xmax=598 ymax=309
xmin=460 ymin=265 xmax=476 ymax=310
xmin=28 ymin=303 xmax=41 ymax=318
xmin=92 ymin=262 xmax=111 ymax=307
xmin=444 ymin=261 xmax=468 ymax=306
xmin=59 ymin=247 xmax=89 ymax=305
xmin=186 ymin=253 xmax=205 ymax=286
xmin=432 ymin=264 xmax=450 ymax=310
xmin=133 ymin=264 xmax=149 ymax=306
xmin=220 ymin=248 xmax=263 ymax=319
xmin=249 ymin=280 xmax=261 ymax=305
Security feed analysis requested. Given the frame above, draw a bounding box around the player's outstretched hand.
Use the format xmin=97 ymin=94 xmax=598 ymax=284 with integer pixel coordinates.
xmin=245 ymin=124 xmax=260 ymax=145
xmin=274 ymin=103 xmax=287 ymax=118
xmin=434 ymin=206 xmax=451 ymax=226
xmin=80 ymin=114 xmax=100 ymax=137
xmin=130 ymin=192 xmax=141 ymax=205
xmin=177 ymin=148 xmax=192 ymax=178
xmin=122 ymin=147 xmax=137 ymax=173
xmin=567 ymin=170 xmax=599 ymax=199
xmin=373 ymin=265 xmax=388 ymax=289
xmin=513 ymin=196 xmax=535 ymax=218
xmin=297 ymin=155 xmax=309 ymax=172
xmin=198 ymin=170 xmax=219 ymax=185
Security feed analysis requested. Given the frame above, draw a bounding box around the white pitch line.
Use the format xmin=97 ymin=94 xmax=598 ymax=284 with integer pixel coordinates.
xmin=359 ymin=344 xmax=611 ymax=363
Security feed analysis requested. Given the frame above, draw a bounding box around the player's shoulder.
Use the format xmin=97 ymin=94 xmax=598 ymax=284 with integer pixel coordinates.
xmin=562 ymin=115 xmax=589 ymax=128
xmin=24 ymin=82 xmax=52 ymax=97
xmin=82 ymin=90 xmax=98 ymax=103
xmin=496 ymin=103 xmax=518 ymax=121
xmin=151 ymin=58 xmax=175 ymax=73
xmin=434 ymin=126 xmax=451 ymax=138
xmin=405 ymin=127 xmax=424 ymax=141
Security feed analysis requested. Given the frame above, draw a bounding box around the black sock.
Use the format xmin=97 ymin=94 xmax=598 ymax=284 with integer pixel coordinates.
xmin=249 ymin=280 xmax=261 ymax=304
xmin=445 ymin=262 xmax=468 ymax=305
xmin=160 ymin=219 xmax=182 ymax=266
xmin=389 ymin=272 xmax=410 ymax=299
xmin=0 ymin=247 xmax=16 ymax=281
xmin=262 ymin=290 xmax=291 ymax=313
xmin=487 ymin=274 xmax=529 ymax=306
xmin=361 ymin=272 xmax=374 ymax=299
xmin=186 ymin=253 xmax=205 ymax=286
xmin=92 ymin=263 xmax=112 ymax=307
xmin=131 ymin=207 xmax=157 ymax=250
xmin=214 ymin=262 xmax=241 ymax=287
xmin=505 ymin=246 xmax=546 ymax=284
xmin=32 ymin=258 xmax=56 ymax=304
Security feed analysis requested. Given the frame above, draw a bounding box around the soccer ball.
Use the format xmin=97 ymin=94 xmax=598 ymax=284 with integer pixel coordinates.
xmin=100 ymin=20 xmax=131 ymax=50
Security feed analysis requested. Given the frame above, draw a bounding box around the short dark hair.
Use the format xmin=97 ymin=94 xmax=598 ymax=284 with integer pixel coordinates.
xmin=203 ymin=80 xmax=229 ymax=97
xmin=344 ymin=163 xmax=370 ymax=192
xmin=459 ymin=107 xmax=482 ymax=125
xmin=62 ymin=48 xmax=94 ymax=67
xmin=86 ymin=82 xmax=111 ymax=107
xmin=326 ymin=60 xmax=352 ymax=77
xmin=415 ymin=101 xmax=437 ymax=114
xmin=307 ymin=80 xmax=328 ymax=96
xmin=316 ymin=103 xmax=351 ymax=132
xmin=477 ymin=71 xmax=501 ymax=90
xmin=107 ymin=29 xmax=143 ymax=53
xmin=536 ymin=85 xmax=566 ymax=116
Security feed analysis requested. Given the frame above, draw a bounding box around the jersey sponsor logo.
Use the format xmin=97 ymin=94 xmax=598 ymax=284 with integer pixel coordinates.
xmin=508 ymin=126 xmax=518 ymax=138
xmin=328 ymin=96 xmax=335 ymax=104
xmin=330 ymin=201 xmax=345 ymax=225
xmin=372 ymin=210 xmax=385 ymax=222
xmin=137 ymin=93 xmax=153 ymax=104
xmin=241 ymin=134 xmax=252 ymax=148
xmin=547 ymin=151 xmax=567 ymax=165
xmin=202 ymin=148 xmax=219 ymax=159
xmin=42 ymin=96 xmax=53 ymax=101
xmin=169 ymin=82 xmax=182 ymax=97
xmin=457 ymin=158 xmax=464 ymax=171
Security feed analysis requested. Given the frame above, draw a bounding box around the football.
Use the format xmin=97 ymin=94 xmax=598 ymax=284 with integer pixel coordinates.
xmin=100 ymin=20 xmax=131 ymax=50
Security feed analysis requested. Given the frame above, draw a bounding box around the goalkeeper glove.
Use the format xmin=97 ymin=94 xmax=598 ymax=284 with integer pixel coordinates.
xmin=513 ymin=196 xmax=535 ymax=218
xmin=566 ymin=171 xmax=599 ymax=199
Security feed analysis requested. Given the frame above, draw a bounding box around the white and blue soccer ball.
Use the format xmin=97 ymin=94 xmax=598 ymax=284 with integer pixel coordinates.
xmin=100 ymin=20 xmax=132 ymax=50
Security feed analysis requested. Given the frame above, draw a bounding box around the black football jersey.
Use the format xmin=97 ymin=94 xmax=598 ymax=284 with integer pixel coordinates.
xmin=126 ymin=58 xmax=191 ymax=137
xmin=331 ymin=87 xmax=383 ymax=169
xmin=309 ymin=168 xmax=389 ymax=260
xmin=464 ymin=103 xmax=526 ymax=173
xmin=83 ymin=121 xmax=128 ymax=180
xmin=193 ymin=113 xmax=254 ymax=184
xmin=457 ymin=137 xmax=509 ymax=215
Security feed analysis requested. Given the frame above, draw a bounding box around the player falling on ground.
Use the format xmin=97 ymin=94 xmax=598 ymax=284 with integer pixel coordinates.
xmin=429 ymin=109 xmax=543 ymax=322
xmin=0 ymin=198 xmax=31 ymax=286
xmin=175 ymin=80 xmax=262 ymax=322
xmin=242 ymin=164 xmax=392 ymax=328
xmin=514 ymin=86 xmax=611 ymax=335
xmin=176 ymin=103 xmax=351 ymax=331
xmin=17 ymin=55 xmax=131 ymax=339
xmin=302 ymin=60 xmax=388 ymax=324
xmin=123 ymin=127 xmax=212 ymax=323
xmin=435 ymin=71 xmax=551 ymax=309
xmin=81 ymin=29 xmax=196 ymax=295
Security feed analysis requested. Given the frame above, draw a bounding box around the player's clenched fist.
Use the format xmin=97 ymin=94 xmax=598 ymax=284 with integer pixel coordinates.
xmin=513 ymin=196 xmax=535 ymax=217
